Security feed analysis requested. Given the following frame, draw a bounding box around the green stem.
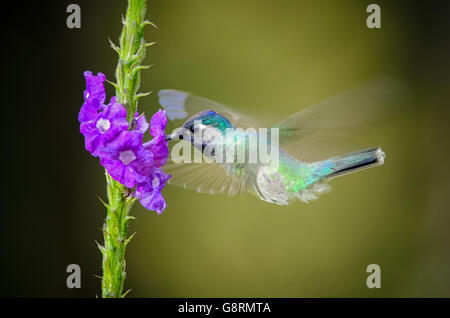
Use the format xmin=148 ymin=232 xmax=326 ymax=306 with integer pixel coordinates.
xmin=114 ymin=0 xmax=149 ymax=123
xmin=101 ymin=173 xmax=135 ymax=298
xmin=100 ymin=0 xmax=153 ymax=298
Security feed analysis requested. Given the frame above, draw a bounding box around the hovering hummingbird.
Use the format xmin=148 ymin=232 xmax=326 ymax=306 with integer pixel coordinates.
xmin=158 ymin=83 xmax=394 ymax=205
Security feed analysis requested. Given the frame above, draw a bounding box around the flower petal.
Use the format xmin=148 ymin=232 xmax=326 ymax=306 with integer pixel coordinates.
xmin=141 ymin=192 xmax=167 ymax=214
xmin=135 ymin=168 xmax=171 ymax=213
xmin=84 ymin=71 xmax=106 ymax=104
xmin=135 ymin=112 xmax=149 ymax=134
xmin=78 ymin=99 xmax=101 ymax=123
xmin=150 ymin=109 xmax=167 ymax=138
xmin=144 ymin=136 xmax=169 ymax=168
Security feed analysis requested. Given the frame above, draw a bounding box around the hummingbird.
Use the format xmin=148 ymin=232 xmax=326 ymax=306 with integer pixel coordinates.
xmin=158 ymin=84 xmax=392 ymax=205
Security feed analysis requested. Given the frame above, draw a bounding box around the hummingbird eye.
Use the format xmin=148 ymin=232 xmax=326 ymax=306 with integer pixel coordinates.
xmin=179 ymin=134 xmax=184 ymax=140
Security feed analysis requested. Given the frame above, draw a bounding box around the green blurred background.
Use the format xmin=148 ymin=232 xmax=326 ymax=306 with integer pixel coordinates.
xmin=2 ymin=0 xmax=450 ymax=297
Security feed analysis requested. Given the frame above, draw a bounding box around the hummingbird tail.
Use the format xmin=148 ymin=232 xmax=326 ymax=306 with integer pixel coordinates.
xmin=255 ymin=148 xmax=385 ymax=205
xmin=319 ymin=147 xmax=386 ymax=180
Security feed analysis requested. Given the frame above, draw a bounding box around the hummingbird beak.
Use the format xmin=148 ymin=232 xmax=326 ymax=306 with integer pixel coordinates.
xmin=165 ymin=128 xmax=184 ymax=141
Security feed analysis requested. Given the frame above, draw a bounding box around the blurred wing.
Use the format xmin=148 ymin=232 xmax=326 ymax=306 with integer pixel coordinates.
xmin=158 ymin=89 xmax=260 ymax=129
xmin=163 ymin=141 xmax=252 ymax=195
xmin=271 ymin=78 xmax=409 ymax=161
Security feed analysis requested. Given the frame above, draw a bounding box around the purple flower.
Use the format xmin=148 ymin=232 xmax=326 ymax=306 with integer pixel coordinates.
xmin=84 ymin=71 xmax=106 ymax=104
xmin=137 ymin=110 xmax=171 ymax=213
xmin=80 ymin=102 xmax=129 ymax=157
xmin=100 ymin=130 xmax=153 ymax=188
xmin=144 ymin=136 xmax=168 ymax=168
xmin=79 ymin=71 xmax=171 ymax=214
xmin=135 ymin=168 xmax=171 ymax=214
xmin=134 ymin=112 xmax=149 ymax=134
xmin=78 ymin=71 xmax=107 ymax=123
xmin=149 ymin=109 xmax=167 ymax=138
xmin=144 ymin=109 xmax=169 ymax=167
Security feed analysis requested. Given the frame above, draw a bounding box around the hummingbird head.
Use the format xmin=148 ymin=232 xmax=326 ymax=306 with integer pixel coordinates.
xmin=165 ymin=110 xmax=233 ymax=142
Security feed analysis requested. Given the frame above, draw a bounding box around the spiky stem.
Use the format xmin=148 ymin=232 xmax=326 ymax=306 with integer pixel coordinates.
xmin=99 ymin=0 xmax=154 ymax=298
xmin=114 ymin=0 xmax=151 ymax=123
xmin=100 ymin=173 xmax=136 ymax=298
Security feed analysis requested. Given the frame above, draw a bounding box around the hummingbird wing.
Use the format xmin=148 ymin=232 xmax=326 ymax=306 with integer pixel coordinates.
xmin=158 ymin=89 xmax=260 ymax=129
xmin=271 ymin=78 xmax=409 ymax=161
xmin=162 ymin=142 xmax=254 ymax=195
